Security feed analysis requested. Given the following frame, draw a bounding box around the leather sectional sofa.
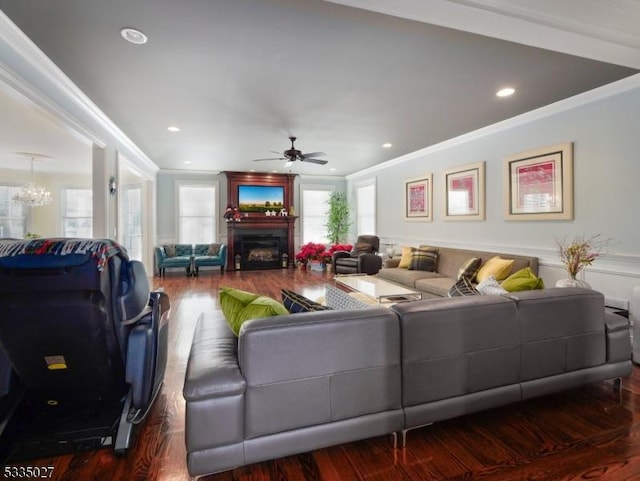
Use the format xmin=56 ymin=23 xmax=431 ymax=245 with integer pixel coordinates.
xmin=182 ymin=287 xmax=632 ymax=477
xmin=378 ymin=245 xmax=539 ymax=298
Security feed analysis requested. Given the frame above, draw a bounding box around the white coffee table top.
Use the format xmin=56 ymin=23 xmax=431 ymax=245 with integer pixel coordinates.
xmin=334 ymin=274 xmax=422 ymax=304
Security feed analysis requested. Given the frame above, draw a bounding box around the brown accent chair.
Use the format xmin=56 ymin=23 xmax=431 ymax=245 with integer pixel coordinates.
xmin=332 ymin=235 xmax=382 ymax=275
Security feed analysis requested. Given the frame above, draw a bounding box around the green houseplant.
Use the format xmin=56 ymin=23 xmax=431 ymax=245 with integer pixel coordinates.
xmin=325 ymin=192 xmax=350 ymax=245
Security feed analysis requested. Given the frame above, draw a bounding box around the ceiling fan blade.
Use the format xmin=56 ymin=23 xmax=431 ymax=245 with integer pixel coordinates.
xmin=252 ymin=157 xmax=285 ymax=161
xmin=301 ymin=151 xmax=326 ymax=159
xmin=301 ymin=158 xmax=328 ymax=165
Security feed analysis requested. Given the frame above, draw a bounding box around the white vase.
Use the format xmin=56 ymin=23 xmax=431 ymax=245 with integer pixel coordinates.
xmin=555 ymin=278 xmax=591 ymax=289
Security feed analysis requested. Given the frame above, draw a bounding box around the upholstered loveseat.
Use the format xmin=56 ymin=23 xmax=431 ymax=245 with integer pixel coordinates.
xmin=378 ymin=245 xmax=539 ymax=298
xmin=193 ymin=243 xmax=227 ymax=275
xmin=182 ymin=287 xmax=631 ymax=476
xmin=154 ymin=244 xmax=193 ymax=276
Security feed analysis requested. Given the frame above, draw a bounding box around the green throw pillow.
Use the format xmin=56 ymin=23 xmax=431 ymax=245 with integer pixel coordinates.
xmin=500 ymin=267 xmax=545 ymax=292
xmin=219 ymin=287 xmax=289 ymax=336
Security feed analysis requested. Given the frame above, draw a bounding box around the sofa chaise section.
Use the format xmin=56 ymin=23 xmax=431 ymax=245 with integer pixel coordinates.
xmin=183 ymin=307 xmax=404 ymax=477
xmin=392 ymin=287 xmax=632 ymax=442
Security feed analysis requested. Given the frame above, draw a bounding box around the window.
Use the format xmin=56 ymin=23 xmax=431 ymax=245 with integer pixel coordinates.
xmin=62 ymin=188 xmax=93 ymax=238
xmin=301 ymin=186 xmax=332 ymax=244
xmin=356 ymin=181 xmax=376 ymax=235
xmin=178 ymin=183 xmax=217 ymax=244
xmin=0 ymin=185 xmax=27 ymax=238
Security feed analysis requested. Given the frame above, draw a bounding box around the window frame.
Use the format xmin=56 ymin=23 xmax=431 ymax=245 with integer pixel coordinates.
xmin=300 ymin=184 xmax=334 ymax=245
xmin=176 ymin=180 xmax=219 ymax=245
xmin=355 ymin=178 xmax=377 ymax=236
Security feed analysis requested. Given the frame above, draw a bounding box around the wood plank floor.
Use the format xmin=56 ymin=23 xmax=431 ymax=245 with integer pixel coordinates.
xmin=5 ymin=268 xmax=640 ymax=481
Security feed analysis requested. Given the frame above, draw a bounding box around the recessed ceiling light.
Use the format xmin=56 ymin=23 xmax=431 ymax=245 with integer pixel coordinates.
xmin=120 ymin=28 xmax=148 ymax=45
xmin=183 ymin=161 xmax=191 ymax=165
xmin=496 ymin=87 xmax=515 ymax=98
xmin=167 ymin=126 xmax=180 ymax=132
xmin=382 ymin=142 xmax=392 ymax=148
xmin=330 ymin=168 xmax=336 ymax=172
xmin=249 ymin=169 xmax=256 ymax=172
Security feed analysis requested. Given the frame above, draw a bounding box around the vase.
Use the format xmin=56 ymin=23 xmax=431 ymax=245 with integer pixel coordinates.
xmin=555 ymin=277 xmax=591 ymax=289
xmin=296 ymin=263 xmax=307 ymax=271
xmin=309 ymin=261 xmax=325 ymax=272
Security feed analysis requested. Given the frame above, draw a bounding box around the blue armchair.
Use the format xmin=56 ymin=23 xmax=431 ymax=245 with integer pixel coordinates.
xmin=193 ymin=243 xmax=227 ymax=276
xmin=155 ymin=244 xmax=193 ymax=277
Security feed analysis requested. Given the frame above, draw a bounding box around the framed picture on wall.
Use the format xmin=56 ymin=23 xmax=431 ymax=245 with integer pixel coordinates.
xmin=405 ymin=174 xmax=433 ymax=221
xmin=443 ymin=161 xmax=485 ymax=220
xmin=503 ymin=142 xmax=573 ymax=220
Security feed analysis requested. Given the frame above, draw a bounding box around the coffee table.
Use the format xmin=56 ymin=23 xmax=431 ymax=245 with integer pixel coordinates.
xmin=334 ymin=274 xmax=422 ymax=305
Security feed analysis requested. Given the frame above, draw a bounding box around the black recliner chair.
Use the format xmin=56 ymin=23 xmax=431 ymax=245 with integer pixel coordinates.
xmin=0 ymin=238 xmax=170 ymax=462
xmin=332 ymin=235 xmax=382 ymax=275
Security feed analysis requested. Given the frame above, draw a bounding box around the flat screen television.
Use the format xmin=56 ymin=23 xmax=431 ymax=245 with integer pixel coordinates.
xmin=238 ymin=185 xmax=285 ymax=213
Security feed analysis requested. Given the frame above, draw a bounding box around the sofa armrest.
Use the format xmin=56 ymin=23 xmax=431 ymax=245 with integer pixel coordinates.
xmin=604 ymin=311 xmax=632 ymax=363
xmin=154 ymin=246 xmax=167 ymax=263
xmin=357 ymin=253 xmax=383 ymax=275
xmin=332 ymin=251 xmax=352 ymax=264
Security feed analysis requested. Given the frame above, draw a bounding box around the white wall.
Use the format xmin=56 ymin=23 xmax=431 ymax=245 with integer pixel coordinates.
xmin=347 ymin=76 xmax=640 ymax=306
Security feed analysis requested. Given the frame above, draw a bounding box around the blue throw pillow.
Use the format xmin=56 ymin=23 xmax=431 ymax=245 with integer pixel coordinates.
xmin=281 ymin=289 xmax=332 ymax=313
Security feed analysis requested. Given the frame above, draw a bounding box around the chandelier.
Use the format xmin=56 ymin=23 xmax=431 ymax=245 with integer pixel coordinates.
xmin=12 ymin=154 xmax=53 ymax=208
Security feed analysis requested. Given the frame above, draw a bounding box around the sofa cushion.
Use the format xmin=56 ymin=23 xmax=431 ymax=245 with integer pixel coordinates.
xmin=219 ymin=287 xmax=289 ymax=336
xmin=353 ymin=241 xmax=374 ymax=255
xmin=476 ymin=275 xmax=508 ymax=295
xmin=414 ymin=276 xmax=457 ymax=297
xmin=163 ymin=244 xmax=176 ymax=257
xmin=207 ymin=243 xmax=222 ymax=256
xmin=457 ymin=257 xmax=481 ymax=281
xmin=398 ymin=246 xmax=413 ymax=268
xmin=476 ymin=256 xmax=515 ymax=282
xmin=501 ymin=267 xmax=545 ymax=292
xmin=447 ymin=277 xmax=479 ymax=297
xmin=281 ymin=289 xmax=332 ymax=313
xmin=377 ymin=268 xmax=443 ymax=288
xmin=408 ymin=248 xmax=438 ymax=271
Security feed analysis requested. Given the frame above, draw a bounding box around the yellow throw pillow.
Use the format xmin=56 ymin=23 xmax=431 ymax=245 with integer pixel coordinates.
xmin=475 ymin=256 xmax=515 ymax=282
xmin=398 ymin=246 xmax=413 ymax=269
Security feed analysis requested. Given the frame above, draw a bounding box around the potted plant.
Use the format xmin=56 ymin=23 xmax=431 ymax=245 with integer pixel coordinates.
xmin=295 ymin=242 xmax=328 ymax=271
xmin=325 ymin=192 xmax=350 ymax=245
xmin=556 ymin=234 xmax=612 ymax=288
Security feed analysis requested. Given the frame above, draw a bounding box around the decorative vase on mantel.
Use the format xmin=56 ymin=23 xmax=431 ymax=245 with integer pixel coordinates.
xmin=555 ymin=276 xmax=591 ymax=289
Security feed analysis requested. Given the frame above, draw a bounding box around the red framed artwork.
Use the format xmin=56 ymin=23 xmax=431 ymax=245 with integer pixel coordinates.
xmin=405 ymin=174 xmax=432 ymax=221
xmin=443 ymin=161 xmax=485 ymax=220
xmin=504 ymin=142 xmax=573 ymax=220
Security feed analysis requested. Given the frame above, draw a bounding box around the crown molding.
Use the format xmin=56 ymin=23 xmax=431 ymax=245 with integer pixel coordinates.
xmin=347 ymin=73 xmax=640 ymax=179
xmin=0 ymin=11 xmax=158 ymax=175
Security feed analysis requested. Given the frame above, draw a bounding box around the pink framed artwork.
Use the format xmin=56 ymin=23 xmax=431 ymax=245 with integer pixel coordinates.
xmin=504 ymin=142 xmax=573 ymax=220
xmin=405 ymin=174 xmax=432 ymax=221
xmin=443 ymin=161 xmax=485 ymax=220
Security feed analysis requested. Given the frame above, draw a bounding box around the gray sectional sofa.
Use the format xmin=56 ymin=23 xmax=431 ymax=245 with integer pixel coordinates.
xmin=182 ymin=287 xmax=632 ymax=477
xmin=378 ymin=245 xmax=539 ymax=298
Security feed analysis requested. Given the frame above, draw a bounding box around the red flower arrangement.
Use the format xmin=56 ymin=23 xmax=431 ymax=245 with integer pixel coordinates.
xmin=295 ymin=243 xmax=354 ymax=265
xmin=295 ymin=242 xmax=328 ymax=265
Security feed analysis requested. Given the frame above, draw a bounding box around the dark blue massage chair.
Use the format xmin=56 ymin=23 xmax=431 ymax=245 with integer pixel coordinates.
xmin=0 ymin=238 xmax=170 ymax=462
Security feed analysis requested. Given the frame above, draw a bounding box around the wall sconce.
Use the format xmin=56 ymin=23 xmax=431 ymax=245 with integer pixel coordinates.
xmin=281 ymin=253 xmax=289 ymax=268
xmin=235 ymin=254 xmax=241 ymax=270
xmin=108 ymin=176 xmax=117 ymax=196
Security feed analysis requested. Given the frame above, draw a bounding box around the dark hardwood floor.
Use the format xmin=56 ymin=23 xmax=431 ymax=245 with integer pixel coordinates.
xmin=4 ymin=268 xmax=640 ymax=481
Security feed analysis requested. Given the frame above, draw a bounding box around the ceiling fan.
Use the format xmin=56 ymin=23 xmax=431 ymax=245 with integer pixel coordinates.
xmin=252 ymin=136 xmax=328 ymax=165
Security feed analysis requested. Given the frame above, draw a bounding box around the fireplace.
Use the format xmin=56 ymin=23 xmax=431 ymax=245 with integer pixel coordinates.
xmin=225 ymin=171 xmax=298 ymax=271
xmin=235 ymin=231 xmax=287 ymax=270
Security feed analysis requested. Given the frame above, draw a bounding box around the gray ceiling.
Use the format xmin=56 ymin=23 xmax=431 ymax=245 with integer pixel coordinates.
xmin=0 ymin=0 xmax=638 ymax=176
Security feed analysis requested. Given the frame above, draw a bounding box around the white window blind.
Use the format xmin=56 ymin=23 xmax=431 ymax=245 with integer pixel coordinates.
xmin=122 ymin=186 xmax=143 ymax=260
xmin=178 ymin=184 xmax=216 ymax=244
xmin=301 ymin=188 xmax=331 ymax=244
xmin=356 ymin=182 xmax=376 ymax=235
xmin=62 ymin=188 xmax=93 ymax=238
xmin=0 ymin=185 xmax=27 ymax=238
